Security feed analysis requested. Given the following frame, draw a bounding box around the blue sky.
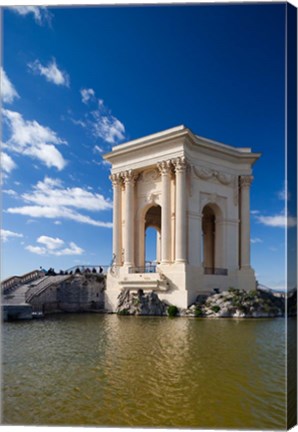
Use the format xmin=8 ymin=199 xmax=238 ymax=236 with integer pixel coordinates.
xmin=1 ymin=3 xmax=293 ymax=289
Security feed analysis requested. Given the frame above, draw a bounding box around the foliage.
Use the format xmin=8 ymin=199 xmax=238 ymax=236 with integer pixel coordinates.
xmin=211 ymin=305 xmax=221 ymax=313
xmin=167 ymin=305 xmax=179 ymax=317
xmin=228 ymin=287 xmax=240 ymax=295
xmin=117 ymin=309 xmax=130 ymax=315
xmin=194 ymin=307 xmax=203 ymax=317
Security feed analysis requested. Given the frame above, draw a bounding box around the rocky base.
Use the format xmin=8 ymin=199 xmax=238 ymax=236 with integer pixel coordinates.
xmin=117 ymin=289 xmax=166 ymax=316
xmin=116 ymin=287 xmax=285 ymax=318
xmin=182 ymin=287 xmax=284 ymax=318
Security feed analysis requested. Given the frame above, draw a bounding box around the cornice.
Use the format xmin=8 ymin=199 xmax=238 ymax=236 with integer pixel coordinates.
xmin=103 ymin=125 xmax=261 ymax=166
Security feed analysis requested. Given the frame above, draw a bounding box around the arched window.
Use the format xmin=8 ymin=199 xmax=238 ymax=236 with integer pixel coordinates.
xmin=202 ymin=205 xmax=216 ymax=270
xmin=202 ymin=203 xmax=225 ymax=274
xmin=144 ymin=205 xmax=161 ymax=270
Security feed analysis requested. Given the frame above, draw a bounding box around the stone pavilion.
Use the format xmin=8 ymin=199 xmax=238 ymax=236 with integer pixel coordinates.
xmin=103 ymin=125 xmax=261 ymax=311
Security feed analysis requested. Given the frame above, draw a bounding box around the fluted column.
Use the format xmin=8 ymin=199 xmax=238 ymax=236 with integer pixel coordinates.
xmin=157 ymin=160 xmax=172 ymax=263
xmin=173 ymin=157 xmax=187 ymax=263
xmin=110 ymin=173 xmax=122 ymax=266
xmin=123 ymin=170 xmax=136 ymax=267
xmin=240 ymin=175 xmax=253 ymax=269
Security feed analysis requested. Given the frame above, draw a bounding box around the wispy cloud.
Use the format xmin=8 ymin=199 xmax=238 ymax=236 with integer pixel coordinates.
xmin=3 ymin=189 xmax=18 ymax=196
xmin=10 ymin=6 xmax=53 ymax=26
xmin=1 ymin=68 xmax=19 ymax=104
xmin=251 ymin=237 xmax=263 ymax=244
xmin=1 ymin=229 xmax=23 ymax=242
xmin=7 ymin=176 xmax=112 ymax=228
xmin=2 ymin=109 xmax=67 ymax=170
xmin=28 ymin=58 xmax=70 ymax=87
xmin=93 ymin=145 xmax=103 ymax=154
xmin=278 ymin=182 xmax=290 ymax=201
xmin=26 ymin=235 xmax=84 ymax=256
xmin=255 ymin=213 xmax=296 ymax=228
xmin=75 ymin=88 xmax=125 ymax=145
xmin=81 ymin=88 xmax=95 ymax=104
xmin=2 ymin=152 xmax=17 ymax=174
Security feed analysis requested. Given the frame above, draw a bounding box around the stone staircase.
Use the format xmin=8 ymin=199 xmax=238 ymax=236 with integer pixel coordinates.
xmin=25 ymin=275 xmax=71 ymax=303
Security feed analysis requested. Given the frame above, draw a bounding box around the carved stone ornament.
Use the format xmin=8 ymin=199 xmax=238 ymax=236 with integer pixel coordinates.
xmin=193 ymin=166 xmax=213 ymax=180
xmin=109 ymin=172 xmax=122 ymax=186
xmin=240 ymin=175 xmax=253 ymax=188
xmin=193 ymin=166 xmax=233 ymax=184
xmin=216 ymin=172 xmax=233 ymax=185
xmin=172 ymin=156 xmax=187 ymax=173
xmin=122 ymin=169 xmax=138 ymax=185
xmin=147 ymin=191 xmax=159 ymax=205
xmin=157 ymin=160 xmax=172 ymax=175
xmin=141 ymin=168 xmax=161 ymax=182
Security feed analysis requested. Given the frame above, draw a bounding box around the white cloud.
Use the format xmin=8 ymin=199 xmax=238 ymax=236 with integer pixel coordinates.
xmin=91 ymin=109 xmax=125 ymax=144
xmin=1 ymin=229 xmax=23 ymax=242
xmin=2 ymin=152 xmax=17 ymax=174
xmin=93 ymin=145 xmax=103 ymax=154
xmin=3 ymin=189 xmax=17 ymax=196
xmin=2 ymin=109 xmax=67 ymax=170
xmin=278 ymin=182 xmax=290 ymax=201
xmin=81 ymin=88 xmax=95 ymax=104
xmin=256 ymin=214 xmax=296 ymax=228
xmin=250 ymin=210 xmax=260 ymax=215
xmin=76 ymin=89 xmax=125 ymax=145
xmin=251 ymin=238 xmax=263 ymax=244
xmin=37 ymin=235 xmax=64 ymax=250
xmin=28 ymin=59 xmax=70 ymax=87
xmin=1 ymin=68 xmax=19 ymax=104
xmin=10 ymin=6 xmax=53 ymax=26
xmin=7 ymin=176 xmax=112 ymax=228
xmin=26 ymin=236 xmax=84 ymax=256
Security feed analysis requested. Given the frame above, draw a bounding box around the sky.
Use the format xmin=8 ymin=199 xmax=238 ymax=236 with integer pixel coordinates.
xmin=1 ymin=3 xmax=294 ymax=289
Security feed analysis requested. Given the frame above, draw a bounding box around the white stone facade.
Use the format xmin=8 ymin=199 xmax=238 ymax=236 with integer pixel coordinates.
xmin=104 ymin=125 xmax=261 ymax=311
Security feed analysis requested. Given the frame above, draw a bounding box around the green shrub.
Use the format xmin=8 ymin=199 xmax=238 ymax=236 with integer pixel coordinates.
xmin=211 ymin=305 xmax=221 ymax=313
xmin=117 ymin=309 xmax=129 ymax=315
xmin=195 ymin=307 xmax=203 ymax=317
xmin=228 ymin=287 xmax=239 ymax=294
xmin=167 ymin=305 xmax=178 ymax=317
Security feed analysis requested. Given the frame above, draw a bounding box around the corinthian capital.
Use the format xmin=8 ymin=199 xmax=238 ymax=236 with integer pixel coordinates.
xmin=109 ymin=173 xmax=122 ymax=187
xmin=172 ymin=156 xmax=187 ymax=173
xmin=240 ymin=175 xmax=253 ymax=188
xmin=122 ymin=169 xmax=137 ymax=185
xmin=157 ymin=160 xmax=172 ymax=175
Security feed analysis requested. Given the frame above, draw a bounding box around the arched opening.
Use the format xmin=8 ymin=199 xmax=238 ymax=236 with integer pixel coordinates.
xmin=144 ymin=205 xmax=161 ymax=271
xmin=202 ymin=205 xmax=216 ymax=269
xmin=202 ymin=203 xmax=225 ymax=274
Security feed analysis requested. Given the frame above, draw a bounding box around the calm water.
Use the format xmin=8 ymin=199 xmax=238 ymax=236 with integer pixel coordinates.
xmin=2 ymin=314 xmax=289 ymax=429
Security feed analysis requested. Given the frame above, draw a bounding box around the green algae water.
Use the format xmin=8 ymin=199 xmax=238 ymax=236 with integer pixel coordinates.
xmin=2 ymin=314 xmax=289 ymax=428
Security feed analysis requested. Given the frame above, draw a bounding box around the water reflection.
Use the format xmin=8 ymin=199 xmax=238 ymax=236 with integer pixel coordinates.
xmin=2 ymin=315 xmax=287 ymax=428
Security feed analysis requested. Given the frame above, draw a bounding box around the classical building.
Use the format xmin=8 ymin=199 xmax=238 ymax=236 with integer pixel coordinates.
xmin=104 ymin=125 xmax=261 ymax=311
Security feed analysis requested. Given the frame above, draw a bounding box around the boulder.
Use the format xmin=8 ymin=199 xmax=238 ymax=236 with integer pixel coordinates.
xmin=117 ymin=289 xmax=166 ymax=316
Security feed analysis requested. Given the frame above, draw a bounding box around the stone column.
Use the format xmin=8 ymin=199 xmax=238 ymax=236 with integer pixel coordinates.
xmin=123 ymin=170 xmax=136 ymax=267
xmin=240 ymin=175 xmax=253 ymax=269
xmin=110 ymin=173 xmax=122 ymax=266
xmin=157 ymin=160 xmax=172 ymax=263
xmin=173 ymin=156 xmax=187 ymax=263
xmin=156 ymin=231 xmax=161 ymax=263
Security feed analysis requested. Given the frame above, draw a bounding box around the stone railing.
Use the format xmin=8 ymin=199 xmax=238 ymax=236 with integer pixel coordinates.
xmin=1 ymin=270 xmax=45 ymax=295
xmin=129 ymin=265 xmax=157 ymax=274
